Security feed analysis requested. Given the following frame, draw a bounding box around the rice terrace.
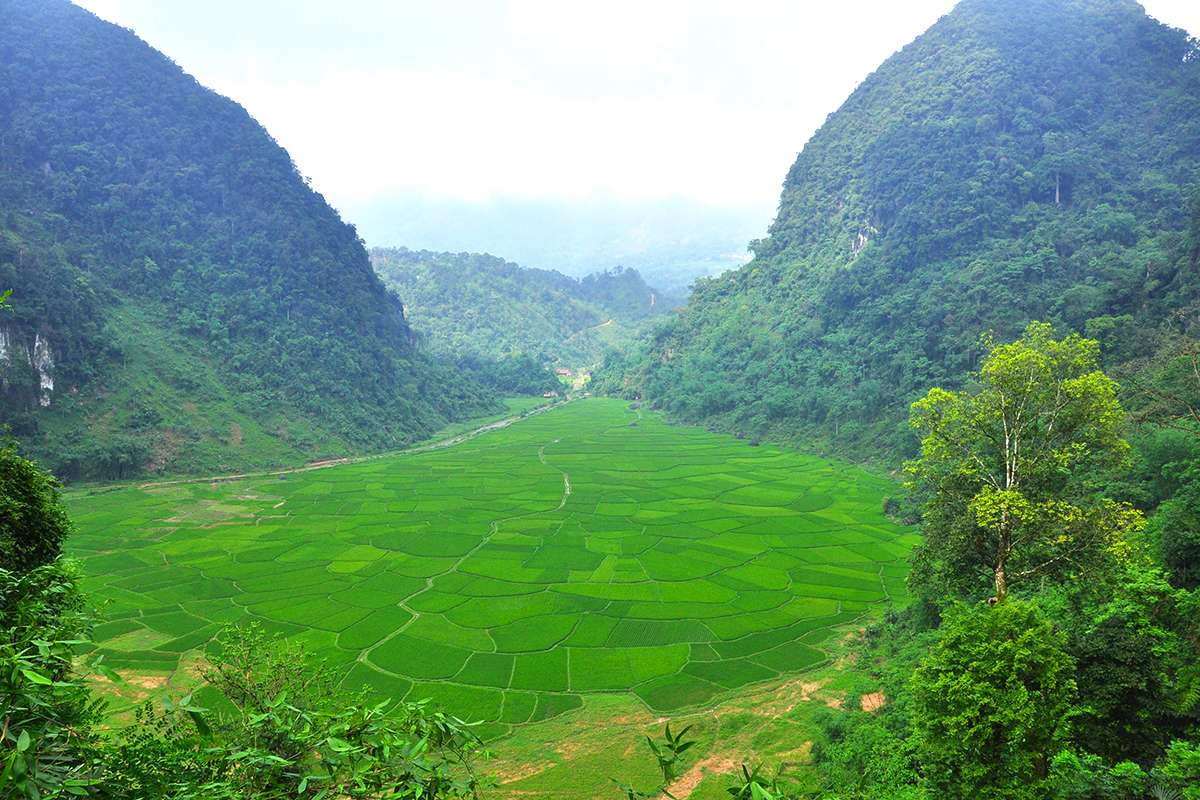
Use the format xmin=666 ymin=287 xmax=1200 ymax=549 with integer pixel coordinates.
xmin=66 ymin=398 xmax=915 ymax=738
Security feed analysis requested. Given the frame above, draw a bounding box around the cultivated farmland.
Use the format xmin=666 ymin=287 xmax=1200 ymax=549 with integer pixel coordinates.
xmin=67 ymin=399 xmax=916 ymax=739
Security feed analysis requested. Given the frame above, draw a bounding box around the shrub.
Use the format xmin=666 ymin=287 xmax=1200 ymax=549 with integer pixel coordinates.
xmin=0 ymin=445 xmax=71 ymax=574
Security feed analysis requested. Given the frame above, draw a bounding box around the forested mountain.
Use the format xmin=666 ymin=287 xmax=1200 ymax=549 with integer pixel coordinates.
xmin=599 ymin=0 xmax=1200 ymax=456
xmin=371 ymin=248 xmax=667 ymax=368
xmin=0 ymin=0 xmax=494 ymax=479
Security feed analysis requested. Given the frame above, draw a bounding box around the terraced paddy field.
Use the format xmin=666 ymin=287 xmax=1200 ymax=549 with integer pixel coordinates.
xmin=66 ymin=398 xmax=916 ymax=742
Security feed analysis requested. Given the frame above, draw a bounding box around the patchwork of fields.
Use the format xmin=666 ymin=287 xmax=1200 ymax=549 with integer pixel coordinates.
xmin=67 ymin=398 xmax=916 ymax=739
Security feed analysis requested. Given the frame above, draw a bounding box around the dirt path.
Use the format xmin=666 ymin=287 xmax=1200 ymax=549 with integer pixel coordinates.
xmin=358 ymin=428 xmax=576 ymax=676
xmin=538 ymin=438 xmax=572 ymax=510
xmin=133 ymin=399 xmax=571 ymax=490
xmin=563 ymin=317 xmax=614 ymax=345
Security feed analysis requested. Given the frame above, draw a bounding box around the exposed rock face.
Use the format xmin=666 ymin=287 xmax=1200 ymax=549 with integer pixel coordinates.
xmin=850 ymin=222 xmax=879 ymax=259
xmin=0 ymin=327 xmax=55 ymax=407
xmin=32 ymin=333 xmax=54 ymax=406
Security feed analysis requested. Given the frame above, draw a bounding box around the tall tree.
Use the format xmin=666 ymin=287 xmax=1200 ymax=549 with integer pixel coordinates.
xmin=1125 ymin=331 xmax=1200 ymax=436
xmin=0 ymin=445 xmax=71 ymax=575
xmin=1 ymin=447 xmax=97 ymax=799
xmin=1148 ymin=465 xmax=1200 ymax=590
xmin=906 ymin=322 xmax=1142 ymax=604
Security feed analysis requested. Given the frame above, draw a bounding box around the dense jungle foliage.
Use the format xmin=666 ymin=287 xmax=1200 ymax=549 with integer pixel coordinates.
xmin=371 ymin=248 xmax=664 ymax=368
xmin=802 ymin=325 xmax=1200 ymax=799
xmin=9 ymin=320 xmax=1196 ymax=799
xmin=0 ymin=0 xmax=496 ymax=480
xmin=593 ymin=1 xmax=1200 ymax=795
xmin=616 ymin=325 xmax=1200 ymax=799
xmin=597 ymin=0 xmax=1200 ymax=458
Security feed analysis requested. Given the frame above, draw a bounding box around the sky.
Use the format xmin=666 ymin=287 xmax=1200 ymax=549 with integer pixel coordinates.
xmin=72 ymin=0 xmax=1200 ymax=275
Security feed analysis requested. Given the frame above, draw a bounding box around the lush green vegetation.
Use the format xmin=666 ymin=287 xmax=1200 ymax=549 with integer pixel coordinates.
xmin=597 ymin=0 xmax=1200 ymax=458
xmin=423 ymin=396 xmax=553 ymax=442
xmin=5 ymin=327 xmax=1199 ymax=799
xmin=906 ymin=322 xmax=1139 ymax=604
xmin=23 ymin=305 xmax=369 ymax=481
xmin=371 ymin=248 xmax=664 ymax=369
xmin=2 ymin=372 xmax=488 ymax=798
xmin=5 ymin=0 xmax=1200 ymax=797
xmin=64 ymin=398 xmax=913 ymax=740
xmin=0 ymin=0 xmax=496 ymax=480
xmin=603 ymin=325 xmax=1200 ymax=800
xmin=3 ymin=541 xmax=485 ymax=799
xmin=354 ymin=194 xmax=747 ymax=298
xmin=582 ymin=4 xmax=1200 ymax=789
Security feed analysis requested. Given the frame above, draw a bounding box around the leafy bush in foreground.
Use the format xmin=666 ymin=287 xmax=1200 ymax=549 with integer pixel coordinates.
xmin=1 ymin=440 xmax=487 ymax=799
xmin=97 ymin=625 xmax=488 ymax=800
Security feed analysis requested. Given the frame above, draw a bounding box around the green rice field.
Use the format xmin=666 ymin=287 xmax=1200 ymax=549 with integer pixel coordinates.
xmin=67 ymin=398 xmax=916 ymax=739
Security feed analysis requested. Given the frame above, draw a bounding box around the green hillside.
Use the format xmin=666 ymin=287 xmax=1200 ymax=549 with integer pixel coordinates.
xmin=371 ymin=248 xmax=666 ymax=368
xmin=599 ymin=0 xmax=1200 ymax=456
xmin=5 ymin=2 xmax=1200 ymax=799
xmin=0 ymin=0 xmax=494 ymax=480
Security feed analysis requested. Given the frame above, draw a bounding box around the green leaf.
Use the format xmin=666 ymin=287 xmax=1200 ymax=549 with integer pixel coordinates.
xmin=19 ymin=668 xmax=51 ymax=685
xmin=15 ymin=731 xmax=29 ymax=753
xmin=91 ymin=661 xmax=126 ymax=685
xmin=186 ymin=709 xmax=211 ymax=738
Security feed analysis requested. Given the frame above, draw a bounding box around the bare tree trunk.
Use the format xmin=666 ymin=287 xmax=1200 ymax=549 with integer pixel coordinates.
xmin=993 ymin=524 xmax=1010 ymax=602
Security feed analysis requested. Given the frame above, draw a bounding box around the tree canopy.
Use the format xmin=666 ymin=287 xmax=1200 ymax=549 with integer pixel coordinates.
xmin=906 ymin=323 xmax=1142 ymax=603
xmin=910 ymin=600 xmax=1077 ymax=800
xmin=597 ymin=0 xmax=1200 ymax=457
xmin=371 ymin=248 xmax=663 ymax=368
xmin=0 ymin=445 xmax=71 ymax=575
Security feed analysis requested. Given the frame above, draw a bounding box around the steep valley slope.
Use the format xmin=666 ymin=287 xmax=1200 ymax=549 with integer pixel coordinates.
xmin=598 ymin=0 xmax=1200 ymax=458
xmin=0 ymin=0 xmax=496 ymax=480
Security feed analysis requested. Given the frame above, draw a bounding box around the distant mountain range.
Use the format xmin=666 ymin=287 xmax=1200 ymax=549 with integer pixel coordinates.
xmin=351 ymin=194 xmax=760 ymax=296
xmin=371 ymin=248 xmax=668 ymax=368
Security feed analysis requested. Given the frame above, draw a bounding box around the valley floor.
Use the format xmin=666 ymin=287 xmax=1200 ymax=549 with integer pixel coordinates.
xmin=66 ymin=397 xmax=916 ymax=797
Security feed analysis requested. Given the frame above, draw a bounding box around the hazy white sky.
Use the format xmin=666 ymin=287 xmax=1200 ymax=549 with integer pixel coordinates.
xmin=75 ymin=0 xmax=1200 ymax=221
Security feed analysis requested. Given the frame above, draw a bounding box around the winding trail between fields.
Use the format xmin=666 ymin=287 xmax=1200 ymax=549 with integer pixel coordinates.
xmin=356 ymin=430 xmax=577 ymax=678
xmin=91 ymin=399 xmax=901 ymax=762
xmin=538 ymin=439 xmax=572 ymax=510
xmin=129 ymin=399 xmax=574 ymax=491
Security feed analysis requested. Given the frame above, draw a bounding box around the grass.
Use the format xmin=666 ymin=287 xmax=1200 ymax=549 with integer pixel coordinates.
xmin=66 ymin=398 xmax=916 ymax=765
xmin=488 ymin=632 xmax=890 ymax=800
xmin=425 ymin=395 xmax=551 ymax=440
xmin=33 ymin=304 xmax=341 ymax=477
xmin=31 ymin=302 xmax=547 ymax=482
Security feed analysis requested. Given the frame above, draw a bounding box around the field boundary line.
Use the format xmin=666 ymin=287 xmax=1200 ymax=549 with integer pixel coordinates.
xmin=357 ymin=426 xmax=579 ymax=675
xmin=129 ymin=399 xmax=574 ymax=490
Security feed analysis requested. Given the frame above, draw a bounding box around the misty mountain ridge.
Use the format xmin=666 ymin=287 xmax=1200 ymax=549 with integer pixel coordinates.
xmin=598 ymin=0 xmax=1200 ymax=455
xmin=349 ymin=193 xmax=760 ymax=296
